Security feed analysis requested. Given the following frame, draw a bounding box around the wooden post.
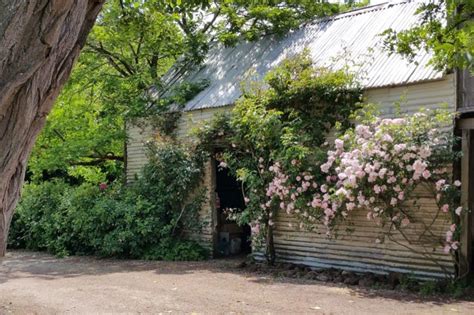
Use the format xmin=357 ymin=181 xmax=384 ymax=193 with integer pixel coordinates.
xmin=209 ymin=158 xmax=219 ymax=258
xmin=459 ymin=130 xmax=470 ymax=275
xmin=458 ymin=119 xmax=474 ymax=277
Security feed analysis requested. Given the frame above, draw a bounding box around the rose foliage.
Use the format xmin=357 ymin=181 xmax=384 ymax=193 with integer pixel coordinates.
xmin=266 ymin=106 xmax=464 ymax=268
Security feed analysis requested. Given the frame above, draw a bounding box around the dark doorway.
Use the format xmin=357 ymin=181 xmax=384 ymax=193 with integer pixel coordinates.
xmin=214 ymin=160 xmax=251 ymax=257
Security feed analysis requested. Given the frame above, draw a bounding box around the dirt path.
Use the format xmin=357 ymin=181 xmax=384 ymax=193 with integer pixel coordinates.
xmin=1 ymin=250 xmax=473 ymax=314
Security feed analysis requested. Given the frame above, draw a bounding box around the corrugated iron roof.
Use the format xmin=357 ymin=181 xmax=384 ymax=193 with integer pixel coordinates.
xmin=164 ymin=0 xmax=445 ymax=112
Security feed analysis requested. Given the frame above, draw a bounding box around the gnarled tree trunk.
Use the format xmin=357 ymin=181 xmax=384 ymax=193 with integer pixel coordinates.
xmin=0 ymin=0 xmax=104 ymax=256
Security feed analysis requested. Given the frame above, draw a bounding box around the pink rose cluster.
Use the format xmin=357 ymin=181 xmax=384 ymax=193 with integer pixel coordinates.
xmin=266 ymin=162 xmax=320 ymax=226
xmin=265 ymin=113 xmax=463 ymax=254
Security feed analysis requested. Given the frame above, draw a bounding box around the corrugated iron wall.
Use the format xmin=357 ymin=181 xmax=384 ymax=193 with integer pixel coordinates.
xmin=126 ymin=75 xmax=457 ymax=277
xmin=126 ymin=107 xmax=228 ymax=182
xmin=272 ymin=186 xmax=454 ymax=279
xmin=268 ymin=75 xmax=457 ymax=278
xmin=125 ymin=120 xmax=152 ymax=183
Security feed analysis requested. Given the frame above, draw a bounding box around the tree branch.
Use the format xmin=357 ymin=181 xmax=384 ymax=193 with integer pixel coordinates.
xmin=70 ymin=154 xmax=124 ymax=166
xmin=86 ymin=43 xmax=130 ymax=77
xmin=87 ymin=42 xmax=136 ymax=76
xmin=202 ymin=7 xmax=221 ymax=35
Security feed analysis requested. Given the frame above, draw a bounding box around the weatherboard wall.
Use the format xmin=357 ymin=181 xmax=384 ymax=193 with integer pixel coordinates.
xmin=269 ymin=75 xmax=457 ymax=278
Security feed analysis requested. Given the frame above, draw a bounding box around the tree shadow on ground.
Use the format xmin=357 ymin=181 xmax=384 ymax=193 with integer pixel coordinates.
xmin=0 ymin=249 xmax=245 ymax=284
xmin=240 ymin=266 xmax=474 ymax=306
xmin=1 ymin=250 xmax=473 ymax=308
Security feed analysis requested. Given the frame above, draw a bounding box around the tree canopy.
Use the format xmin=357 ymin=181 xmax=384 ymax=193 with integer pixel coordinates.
xmin=383 ymin=0 xmax=474 ymax=72
xmin=27 ymin=0 xmax=473 ymax=185
xmin=29 ymin=0 xmax=358 ymax=183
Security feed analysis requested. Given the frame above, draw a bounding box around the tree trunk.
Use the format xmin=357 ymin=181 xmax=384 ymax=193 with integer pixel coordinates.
xmin=0 ymin=0 xmax=104 ymax=257
xmin=266 ymin=222 xmax=276 ymax=265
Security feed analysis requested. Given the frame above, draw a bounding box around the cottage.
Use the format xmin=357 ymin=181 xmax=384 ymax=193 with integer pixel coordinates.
xmin=126 ymin=1 xmax=473 ymax=278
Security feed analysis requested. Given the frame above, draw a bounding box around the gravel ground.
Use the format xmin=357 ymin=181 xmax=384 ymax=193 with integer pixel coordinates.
xmin=1 ymin=250 xmax=473 ymax=314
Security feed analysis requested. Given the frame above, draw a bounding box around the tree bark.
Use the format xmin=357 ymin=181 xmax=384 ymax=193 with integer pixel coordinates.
xmin=0 ymin=0 xmax=104 ymax=257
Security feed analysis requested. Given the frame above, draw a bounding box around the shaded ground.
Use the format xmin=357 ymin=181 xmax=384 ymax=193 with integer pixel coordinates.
xmin=1 ymin=250 xmax=473 ymax=314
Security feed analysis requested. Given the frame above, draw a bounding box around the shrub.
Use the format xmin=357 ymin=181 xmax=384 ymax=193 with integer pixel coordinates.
xmin=8 ymin=144 xmax=208 ymax=261
xmin=8 ymin=180 xmax=69 ymax=255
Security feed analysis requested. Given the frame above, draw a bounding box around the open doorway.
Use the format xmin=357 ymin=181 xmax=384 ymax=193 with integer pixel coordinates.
xmin=214 ymin=159 xmax=251 ymax=257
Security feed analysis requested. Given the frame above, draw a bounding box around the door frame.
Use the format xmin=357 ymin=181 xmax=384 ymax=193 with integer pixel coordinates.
xmin=458 ymin=118 xmax=474 ymax=276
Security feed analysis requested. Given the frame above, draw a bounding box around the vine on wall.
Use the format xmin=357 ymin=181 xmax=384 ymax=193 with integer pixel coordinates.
xmin=195 ymin=52 xmax=363 ymax=264
xmin=195 ymin=52 xmax=464 ymax=278
xmin=127 ymin=48 xmax=466 ymax=278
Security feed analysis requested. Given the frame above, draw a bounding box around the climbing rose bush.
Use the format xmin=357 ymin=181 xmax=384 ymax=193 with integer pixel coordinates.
xmin=266 ymin=107 xmax=463 ymax=255
xmin=195 ymin=52 xmax=363 ymax=263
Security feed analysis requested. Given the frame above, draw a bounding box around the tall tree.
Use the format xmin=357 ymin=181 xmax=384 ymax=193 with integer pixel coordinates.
xmin=28 ymin=0 xmax=182 ymax=184
xmin=0 ymin=0 xmax=105 ymax=256
xmin=28 ymin=0 xmax=346 ymax=183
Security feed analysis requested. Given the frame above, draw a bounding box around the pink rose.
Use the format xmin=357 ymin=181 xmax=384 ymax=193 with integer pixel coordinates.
xmin=401 ymin=218 xmax=410 ymax=227
xmin=435 ymin=179 xmax=446 ymax=191
xmin=444 ymin=245 xmax=451 ymax=254
xmin=422 ymin=170 xmax=431 ymax=179
xmin=441 ymin=204 xmax=449 ymax=213
xmin=446 ymin=231 xmax=453 ymax=242
xmin=450 ymin=224 xmax=456 ymax=232
xmin=320 ymin=185 xmax=327 ymax=193
xmin=398 ymin=192 xmax=405 ymax=200
xmin=99 ymin=183 xmax=108 ymax=191
xmin=346 ymin=202 xmax=355 ymax=211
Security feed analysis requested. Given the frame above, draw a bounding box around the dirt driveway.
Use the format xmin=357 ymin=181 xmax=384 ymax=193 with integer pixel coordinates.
xmin=1 ymin=250 xmax=473 ymax=314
